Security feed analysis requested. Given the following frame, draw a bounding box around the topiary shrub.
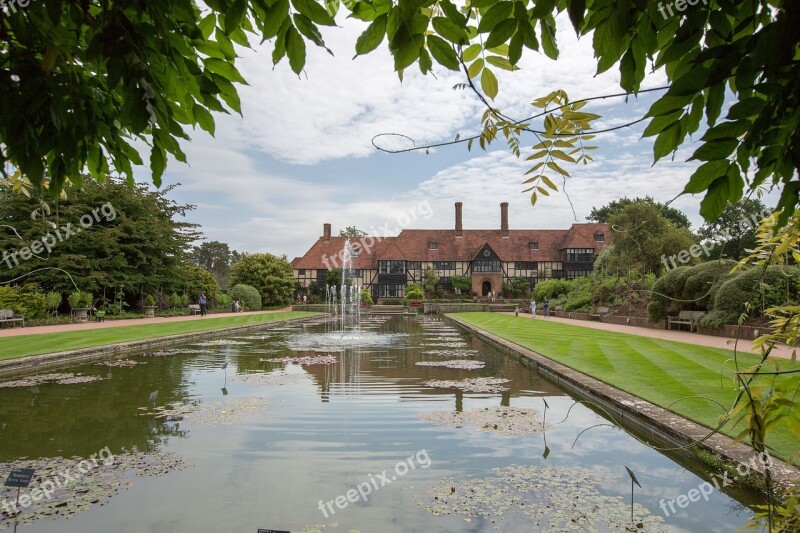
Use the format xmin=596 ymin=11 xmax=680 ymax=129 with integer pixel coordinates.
xmin=229 ymin=284 xmax=262 ymax=311
xmin=682 ymin=260 xmax=737 ymax=308
xmin=647 ymin=266 xmax=691 ymax=322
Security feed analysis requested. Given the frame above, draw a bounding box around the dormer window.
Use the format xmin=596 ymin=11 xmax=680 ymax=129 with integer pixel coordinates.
xmin=351 ymin=245 xmax=360 ymax=256
xmin=594 ymin=232 xmax=605 ymax=242
xmin=428 ymin=242 xmax=438 ymax=250
xmin=529 ymin=242 xmax=538 ymax=250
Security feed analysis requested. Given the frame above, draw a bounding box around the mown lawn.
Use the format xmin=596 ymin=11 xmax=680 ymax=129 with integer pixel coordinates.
xmin=0 ymin=311 xmax=319 ymax=361
xmin=452 ymin=312 xmax=800 ymax=462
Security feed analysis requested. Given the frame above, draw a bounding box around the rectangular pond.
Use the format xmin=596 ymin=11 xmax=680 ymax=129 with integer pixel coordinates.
xmin=0 ymin=315 xmax=764 ymax=532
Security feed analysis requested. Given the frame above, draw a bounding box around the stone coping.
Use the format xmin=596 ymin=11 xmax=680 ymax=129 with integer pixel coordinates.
xmin=446 ymin=314 xmax=799 ymax=492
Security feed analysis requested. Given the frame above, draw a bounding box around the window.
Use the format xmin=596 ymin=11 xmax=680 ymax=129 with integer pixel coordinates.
xmin=529 ymin=242 xmax=539 ymax=250
xmin=565 ymin=270 xmax=592 ymax=279
xmin=473 ymin=259 xmax=500 ymax=272
xmin=438 ymin=277 xmax=452 ymax=291
xmin=594 ymin=232 xmax=605 ymax=242
xmin=298 ymin=269 xmax=306 ymax=275
xmin=379 ymin=261 xmax=406 ymax=274
xmin=515 ymin=261 xmax=538 ymax=271
xmin=316 ymin=270 xmax=328 ymax=284
xmin=434 ymin=261 xmax=455 ymax=270
xmin=379 ymin=284 xmax=406 ymax=297
xmin=565 ymin=248 xmax=594 ymax=262
xmin=407 ymin=261 xmax=422 ymax=270
xmin=428 ymin=242 xmax=438 ymax=250
xmin=351 ymin=246 xmax=360 ymax=256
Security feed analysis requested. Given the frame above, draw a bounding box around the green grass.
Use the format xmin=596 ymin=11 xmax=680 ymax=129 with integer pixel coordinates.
xmin=452 ymin=312 xmax=800 ymax=462
xmin=0 ymin=311 xmax=319 ymax=361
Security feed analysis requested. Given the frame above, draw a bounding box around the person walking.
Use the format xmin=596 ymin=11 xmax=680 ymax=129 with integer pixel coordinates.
xmin=199 ymin=293 xmax=207 ymax=317
xmin=302 ymin=294 xmax=307 ymax=305
xmin=514 ymin=306 xmax=520 ymax=317
xmin=530 ymin=298 xmax=536 ymax=318
xmin=543 ymin=298 xmax=550 ymax=318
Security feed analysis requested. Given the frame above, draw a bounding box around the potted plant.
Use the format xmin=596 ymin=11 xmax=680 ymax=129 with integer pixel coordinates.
xmin=68 ymin=291 xmax=93 ymax=322
xmin=359 ymin=289 xmax=374 ymax=307
xmin=143 ymin=294 xmax=157 ymax=317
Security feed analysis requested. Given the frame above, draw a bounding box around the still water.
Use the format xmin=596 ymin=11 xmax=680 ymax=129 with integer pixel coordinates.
xmin=0 ymin=315 xmax=760 ymax=532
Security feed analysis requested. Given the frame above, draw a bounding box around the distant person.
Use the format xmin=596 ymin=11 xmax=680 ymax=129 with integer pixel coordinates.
xmin=487 ymin=290 xmax=493 ymax=303
xmin=199 ymin=293 xmax=207 ymax=316
xmin=543 ymin=298 xmax=550 ymax=318
xmin=235 ymin=300 xmax=241 ymax=312
xmin=303 ymin=295 xmax=307 ymax=305
xmin=530 ymin=299 xmax=536 ymax=318
xmin=514 ymin=306 xmax=519 ymax=317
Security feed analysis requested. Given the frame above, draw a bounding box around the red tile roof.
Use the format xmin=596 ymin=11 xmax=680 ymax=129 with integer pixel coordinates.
xmin=293 ymin=223 xmax=608 ymax=269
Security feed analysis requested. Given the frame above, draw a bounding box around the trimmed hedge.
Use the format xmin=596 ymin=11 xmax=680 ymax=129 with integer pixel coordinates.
xmin=229 ymin=284 xmax=262 ymax=311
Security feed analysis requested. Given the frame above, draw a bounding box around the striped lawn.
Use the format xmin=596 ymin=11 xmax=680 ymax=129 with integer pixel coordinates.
xmin=0 ymin=311 xmax=319 ymax=361
xmin=453 ymin=312 xmax=800 ymax=461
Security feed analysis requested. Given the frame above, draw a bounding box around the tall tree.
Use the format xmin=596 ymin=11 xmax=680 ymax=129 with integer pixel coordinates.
xmin=608 ymin=201 xmax=696 ymax=273
xmin=588 ymin=197 xmax=691 ymax=229
xmin=339 ymin=226 xmax=367 ymax=238
xmin=1 ymin=0 xmax=797 ymax=227
xmin=696 ymin=199 xmax=771 ymax=260
xmin=0 ymin=179 xmax=198 ymax=301
xmin=189 ymin=241 xmax=238 ymax=289
xmin=229 ymin=253 xmax=295 ymax=307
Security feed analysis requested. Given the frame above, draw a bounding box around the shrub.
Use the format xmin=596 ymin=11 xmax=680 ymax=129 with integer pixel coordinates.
xmin=143 ymin=294 xmax=156 ymax=306
xmin=229 ymin=284 xmax=262 ymax=311
xmin=68 ymin=291 xmax=93 ymax=309
xmin=404 ymin=284 xmax=424 ymax=305
xmin=564 ymin=292 xmax=592 ymax=311
xmin=503 ymin=276 xmax=531 ymax=297
xmin=0 ymin=284 xmax=50 ymax=319
xmin=44 ymin=291 xmax=62 ymax=315
xmin=532 ymin=279 xmax=571 ymax=300
xmin=229 ymin=253 xmax=295 ymax=306
xmin=360 ymin=289 xmax=374 ymax=306
xmin=682 ymin=260 xmax=737 ymax=308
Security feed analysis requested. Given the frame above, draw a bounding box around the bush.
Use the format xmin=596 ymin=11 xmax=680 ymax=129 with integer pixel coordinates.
xmin=404 ymin=284 xmax=424 ymax=305
xmin=143 ymin=294 xmax=156 ymax=306
xmin=0 ymin=284 xmax=50 ymax=319
xmin=682 ymin=260 xmax=737 ymax=308
xmin=229 ymin=253 xmax=295 ymax=306
xmin=44 ymin=291 xmax=62 ymax=315
xmin=532 ymin=279 xmax=571 ymax=300
xmin=360 ymin=289 xmax=374 ymax=306
xmin=68 ymin=291 xmax=93 ymax=309
xmin=229 ymin=284 xmax=262 ymax=311
xmin=503 ymin=276 xmax=532 ymax=297
xmin=564 ymin=292 xmax=593 ymax=311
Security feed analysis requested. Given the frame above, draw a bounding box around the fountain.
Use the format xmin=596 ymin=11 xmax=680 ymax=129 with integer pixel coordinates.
xmin=325 ymin=238 xmax=362 ymax=338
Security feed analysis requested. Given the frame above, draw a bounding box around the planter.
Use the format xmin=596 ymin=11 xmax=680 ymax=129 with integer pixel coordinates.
xmin=143 ymin=306 xmax=156 ymax=318
xmin=72 ymin=308 xmax=90 ymax=322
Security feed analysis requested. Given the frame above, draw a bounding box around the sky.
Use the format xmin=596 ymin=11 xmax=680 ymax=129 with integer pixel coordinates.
xmin=145 ymin=12 xmax=775 ymax=260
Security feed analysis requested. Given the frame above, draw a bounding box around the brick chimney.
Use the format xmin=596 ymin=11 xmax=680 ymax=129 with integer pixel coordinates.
xmin=500 ymin=202 xmax=509 ymax=238
xmin=455 ymin=202 xmax=463 ymax=238
xmin=323 ymin=223 xmax=331 ymax=242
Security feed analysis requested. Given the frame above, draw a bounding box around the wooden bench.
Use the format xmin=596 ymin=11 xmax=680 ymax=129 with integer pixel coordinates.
xmin=187 ymin=304 xmax=201 ymax=315
xmin=589 ymin=307 xmax=610 ymax=321
xmin=0 ymin=309 xmax=25 ymax=328
xmin=668 ymin=310 xmax=705 ymax=332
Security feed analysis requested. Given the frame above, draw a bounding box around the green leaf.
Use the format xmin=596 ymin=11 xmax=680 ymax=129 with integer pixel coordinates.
xmin=477 ymin=1 xmax=513 ymax=34
xmin=150 ymin=147 xmax=166 ymax=187
xmin=199 ymin=14 xmax=216 ymax=40
xmin=653 ymin=122 xmax=681 ymax=160
xmin=481 ymin=67 xmax=499 ymax=99
xmin=285 ymin=26 xmax=307 ymax=74
xmin=619 ymin=48 xmax=636 ymax=92
xmin=205 ymin=58 xmax=247 ymax=83
xmin=294 ymin=14 xmax=326 ymax=48
xmin=224 ymin=0 xmax=248 ymax=35
xmin=705 ymin=83 xmax=725 ymax=126
xmin=427 ymin=35 xmax=459 ymax=70
xmin=262 ymin=0 xmax=290 ymax=39
xmin=727 ymin=97 xmax=765 ymax=120
xmin=439 ymin=0 xmax=467 ymax=27
xmin=325 ymin=0 xmax=340 ymax=17
xmin=193 ymin=102 xmax=216 ymax=135
xmin=689 ymin=138 xmax=738 ymax=162
xmin=291 ymin=0 xmax=336 ymax=25
xmin=683 ymin=160 xmax=730 ymax=194
xmin=485 ymin=19 xmax=516 ymax=49
xmin=540 ymin=16 xmax=558 ymax=60
xmin=432 ymin=16 xmax=469 ymax=44
xmin=508 ymin=31 xmax=523 ymax=65
xmin=702 ymin=120 xmax=751 ymax=142
xmin=418 ymin=47 xmax=432 ymax=73
xmin=642 ymin=111 xmax=682 ymax=137
xmin=699 ymin=175 xmax=731 ymax=220
xmin=486 ymin=55 xmax=517 ymax=71
xmin=566 ymin=0 xmax=585 ymax=32
xmin=467 ymin=57 xmax=484 ymax=78
xmin=393 ymin=34 xmax=424 ymax=71
xmin=355 ymin=13 xmax=388 ymax=56
xmin=462 ymin=43 xmax=482 ymax=62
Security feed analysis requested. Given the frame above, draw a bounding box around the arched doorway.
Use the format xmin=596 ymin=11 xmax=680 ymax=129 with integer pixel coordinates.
xmin=482 ymin=281 xmax=492 ymax=296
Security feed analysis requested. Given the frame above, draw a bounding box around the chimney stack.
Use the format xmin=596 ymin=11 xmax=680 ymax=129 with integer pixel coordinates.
xmin=323 ymin=223 xmax=331 ymax=242
xmin=500 ymin=202 xmax=509 ymax=238
xmin=455 ymin=202 xmax=463 ymax=238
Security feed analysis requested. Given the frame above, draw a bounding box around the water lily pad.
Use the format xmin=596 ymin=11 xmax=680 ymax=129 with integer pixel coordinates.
xmin=0 ymin=373 xmax=106 ymax=388
xmin=97 ymin=359 xmax=142 ymax=367
xmin=416 ymin=360 xmax=485 ymax=370
xmin=424 ymin=378 xmax=510 ymax=393
xmin=261 ymin=355 xmax=337 ymax=366
xmin=420 ymin=406 xmax=550 ymax=436
xmin=139 ymin=396 xmax=268 ymax=425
